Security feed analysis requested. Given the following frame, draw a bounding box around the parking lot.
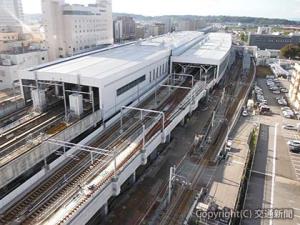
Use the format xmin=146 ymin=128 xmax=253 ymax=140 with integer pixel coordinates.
xmin=242 ymin=77 xmax=300 ymax=224
xmin=256 ymin=77 xmax=300 ymax=180
xmin=283 ymin=128 xmax=300 ymax=181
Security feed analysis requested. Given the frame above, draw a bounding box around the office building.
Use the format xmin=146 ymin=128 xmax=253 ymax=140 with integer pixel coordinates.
xmin=249 ymin=33 xmax=300 ymax=50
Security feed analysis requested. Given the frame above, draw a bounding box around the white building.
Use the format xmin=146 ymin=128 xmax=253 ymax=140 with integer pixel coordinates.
xmin=21 ymin=32 xmax=204 ymax=119
xmin=0 ymin=0 xmax=24 ymax=29
xmin=0 ymin=50 xmax=48 ymax=90
xmin=257 ymin=26 xmax=272 ymax=35
xmin=255 ymin=49 xmax=280 ymax=65
xmin=42 ymin=0 xmax=113 ymax=61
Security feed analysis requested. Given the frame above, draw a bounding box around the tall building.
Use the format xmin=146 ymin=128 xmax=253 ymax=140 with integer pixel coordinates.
xmin=0 ymin=0 xmax=24 ymax=30
xmin=42 ymin=0 xmax=113 ymax=61
xmin=113 ymin=16 xmax=136 ymax=42
xmin=145 ymin=23 xmax=166 ymax=37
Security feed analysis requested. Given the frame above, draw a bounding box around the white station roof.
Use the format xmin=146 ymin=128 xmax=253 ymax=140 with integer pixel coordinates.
xmin=172 ymin=33 xmax=232 ymax=66
xmin=21 ymin=31 xmax=204 ymax=88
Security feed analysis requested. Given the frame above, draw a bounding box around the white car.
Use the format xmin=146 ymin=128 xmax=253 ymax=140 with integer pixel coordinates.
xmin=288 ymin=140 xmax=300 ymax=148
xmin=266 ymin=75 xmax=275 ymax=79
xmin=273 ymin=90 xmax=280 ymax=94
xmin=283 ymin=110 xmax=294 ymax=118
xmin=281 ymin=107 xmax=291 ymax=111
xmin=242 ymin=110 xmax=249 ymax=117
xmin=280 ymin=88 xmax=288 ymax=93
xmin=278 ymin=99 xmax=287 ymax=106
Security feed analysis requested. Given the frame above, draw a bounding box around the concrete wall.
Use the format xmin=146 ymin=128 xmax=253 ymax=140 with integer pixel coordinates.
xmin=0 ymin=100 xmax=25 ymax=117
xmin=0 ymin=110 xmax=101 ymax=189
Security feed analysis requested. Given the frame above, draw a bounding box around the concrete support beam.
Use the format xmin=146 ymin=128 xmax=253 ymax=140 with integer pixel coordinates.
xmin=180 ymin=117 xmax=186 ymax=126
xmin=103 ymin=203 xmax=109 ymax=215
xmin=132 ymin=171 xmax=136 ymax=184
xmin=141 ymin=149 xmax=147 ymax=165
xmin=111 ymin=176 xmax=120 ymax=196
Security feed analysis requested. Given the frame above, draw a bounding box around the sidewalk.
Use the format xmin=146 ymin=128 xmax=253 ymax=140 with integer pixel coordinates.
xmin=208 ymin=117 xmax=255 ymax=210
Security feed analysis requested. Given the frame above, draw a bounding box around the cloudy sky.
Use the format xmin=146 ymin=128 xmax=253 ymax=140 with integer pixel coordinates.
xmin=22 ymin=0 xmax=300 ymax=19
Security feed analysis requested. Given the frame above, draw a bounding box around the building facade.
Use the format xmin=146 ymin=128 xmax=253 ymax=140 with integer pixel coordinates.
xmin=42 ymin=0 xmax=113 ymax=61
xmin=0 ymin=50 xmax=48 ymax=90
xmin=0 ymin=0 xmax=24 ymax=29
xmin=113 ymin=16 xmax=136 ymax=42
xmin=289 ymin=63 xmax=300 ymax=110
xmin=249 ymin=33 xmax=300 ymax=50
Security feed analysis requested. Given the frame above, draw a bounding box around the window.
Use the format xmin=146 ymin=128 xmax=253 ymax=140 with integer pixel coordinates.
xmin=117 ymin=75 xmax=146 ymax=96
xmin=160 ymin=66 xmax=162 ymax=76
xmin=156 ymin=68 xmax=159 ymax=78
xmin=149 ymin=71 xmax=152 ymax=82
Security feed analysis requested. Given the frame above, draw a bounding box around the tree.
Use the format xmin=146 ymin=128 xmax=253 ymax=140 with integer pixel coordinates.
xmin=240 ymin=33 xmax=248 ymax=42
xmin=280 ymin=44 xmax=300 ymax=59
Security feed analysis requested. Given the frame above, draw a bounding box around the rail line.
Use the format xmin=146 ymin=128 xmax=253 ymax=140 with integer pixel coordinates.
xmin=158 ymin=59 xmax=253 ymax=225
xmin=0 ymin=103 xmax=64 ymax=149
xmin=0 ymin=105 xmax=31 ymax=128
xmin=0 ymin=79 xmax=192 ymax=225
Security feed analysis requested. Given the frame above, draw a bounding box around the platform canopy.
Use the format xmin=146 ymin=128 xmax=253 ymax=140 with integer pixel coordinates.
xmin=20 ymin=31 xmax=204 ymax=88
xmin=171 ymin=33 xmax=232 ymax=66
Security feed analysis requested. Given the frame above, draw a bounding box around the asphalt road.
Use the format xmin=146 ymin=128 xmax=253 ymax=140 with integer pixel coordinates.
xmin=242 ymin=78 xmax=300 ymax=225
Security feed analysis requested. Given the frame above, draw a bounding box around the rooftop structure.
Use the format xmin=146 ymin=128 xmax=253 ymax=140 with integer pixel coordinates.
xmin=172 ymin=33 xmax=232 ymax=66
xmin=22 ymin=32 xmax=203 ymax=89
xmin=21 ymin=31 xmax=204 ymax=119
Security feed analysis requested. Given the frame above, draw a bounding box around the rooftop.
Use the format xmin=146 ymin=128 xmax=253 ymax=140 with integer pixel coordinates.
xmin=21 ymin=31 xmax=203 ymax=87
xmin=172 ymin=33 xmax=232 ymax=65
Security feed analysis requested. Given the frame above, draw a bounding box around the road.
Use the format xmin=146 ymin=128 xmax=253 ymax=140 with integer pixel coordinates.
xmin=242 ymin=78 xmax=300 ymax=225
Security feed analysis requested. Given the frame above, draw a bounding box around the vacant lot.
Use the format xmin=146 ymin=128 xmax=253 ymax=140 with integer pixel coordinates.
xmin=256 ymin=66 xmax=273 ymax=78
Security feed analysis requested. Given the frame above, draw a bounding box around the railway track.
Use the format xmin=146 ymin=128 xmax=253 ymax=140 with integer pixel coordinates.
xmin=0 ymin=103 xmax=65 ymax=150
xmin=0 ymin=105 xmax=31 ymax=128
xmin=0 ymin=79 xmax=192 ymax=225
xmin=157 ymin=60 xmax=246 ymax=225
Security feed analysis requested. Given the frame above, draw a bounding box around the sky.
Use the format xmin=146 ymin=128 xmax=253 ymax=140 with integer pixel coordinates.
xmin=22 ymin=0 xmax=300 ymax=20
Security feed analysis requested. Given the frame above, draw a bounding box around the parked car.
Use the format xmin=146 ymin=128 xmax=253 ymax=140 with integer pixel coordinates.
xmin=283 ymin=110 xmax=294 ymax=118
xmin=266 ymin=75 xmax=275 ymax=79
xmin=242 ymin=110 xmax=249 ymax=117
xmin=259 ymin=105 xmax=271 ymax=115
xmin=288 ymin=140 xmax=300 ymax=148
xmin=290 ymin=145 xmax=300 ymax=153
xmin=280 ymin=88 xmax=288 ymax=93
xmin=270 ymin=86 xmax=279 ymax=91
xmin=278 ymin=99 xmax=287 ymax=106
xmin=273 ymin=90 xmax=280 ymax=94
xmin=283 ymin=124 xmax=297 ymax=131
